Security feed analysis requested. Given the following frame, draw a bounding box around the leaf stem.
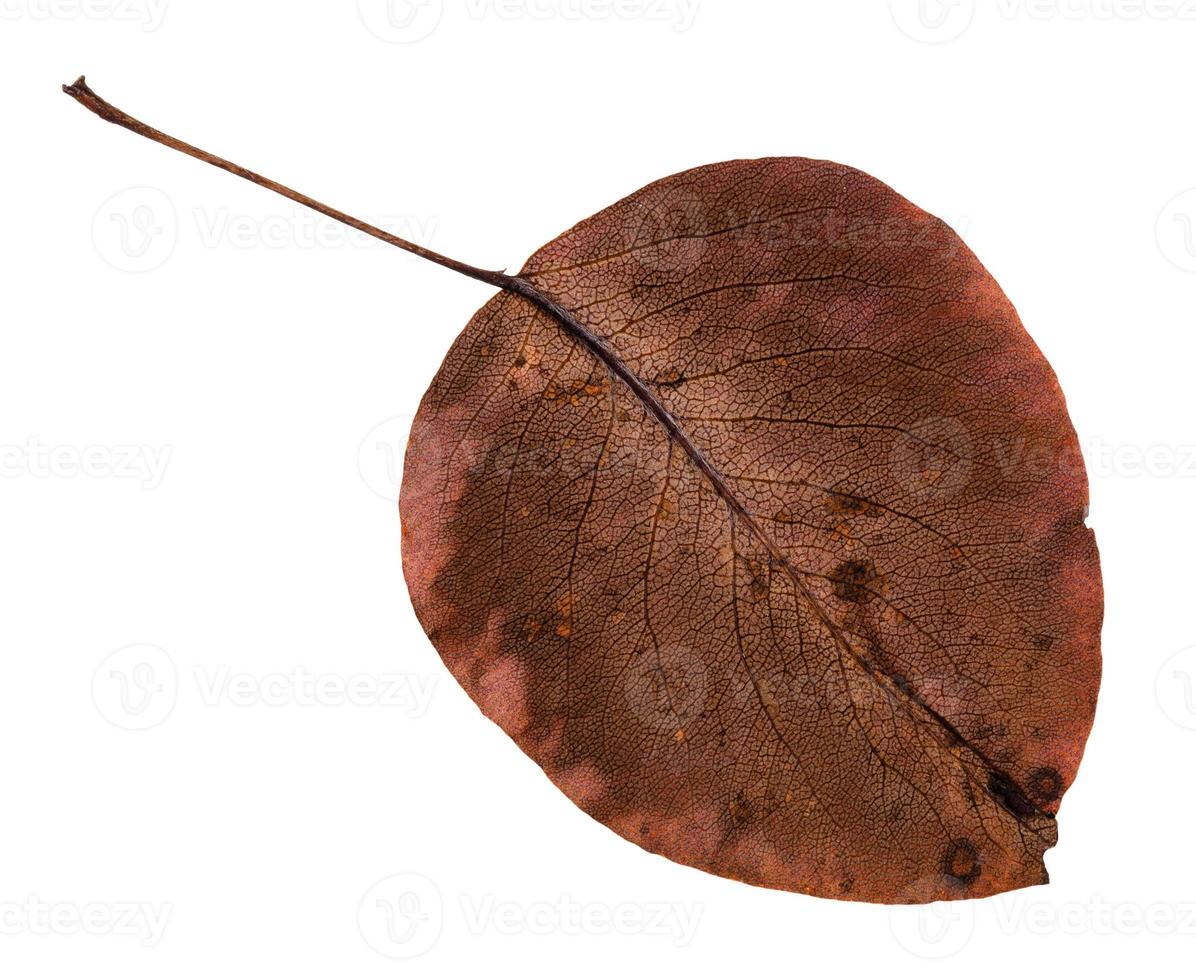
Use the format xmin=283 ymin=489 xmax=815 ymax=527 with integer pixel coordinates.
xmin=62 ymin=75 xmax=513 ymax=291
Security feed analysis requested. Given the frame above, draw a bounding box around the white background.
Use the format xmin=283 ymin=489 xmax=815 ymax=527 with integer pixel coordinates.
xmin=1 ymin=1 xmax=1193 ymax=976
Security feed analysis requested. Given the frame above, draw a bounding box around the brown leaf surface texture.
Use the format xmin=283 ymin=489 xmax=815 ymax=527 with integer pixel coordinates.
xmin=401 ymin=158 xmax=1102 ymax=903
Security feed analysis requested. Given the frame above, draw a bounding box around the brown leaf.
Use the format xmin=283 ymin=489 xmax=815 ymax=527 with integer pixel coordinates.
xmin=62 ymin=82 xmax=1102 ymax=905
xmin=402 ymin=159 xmax=1102 ymax=903
xmin=60 ymin=77 xmax=1104 ymax=904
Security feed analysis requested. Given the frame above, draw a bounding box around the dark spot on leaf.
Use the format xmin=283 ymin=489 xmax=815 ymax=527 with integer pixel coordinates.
xmin=1027 ymin=766 xmax=1063 ymax=804
xmin=514 ymin=354 xmax=527 ymax=368
xmin=943 ymin=839 xmax=981 ymax=884
xmin=726 ymin=790 xmax=755 ymax=829
xmin=1032 ymin=634 xmax=1054 ymax=651
xmin=832 ymin=559 xmax=874 ymax=602
xmin=828 ymin=491 xmax=869 ymax=515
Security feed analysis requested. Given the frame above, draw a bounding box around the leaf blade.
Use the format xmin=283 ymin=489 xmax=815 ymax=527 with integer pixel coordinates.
xmin=402 ymin=157 xmax=1101 ymax=903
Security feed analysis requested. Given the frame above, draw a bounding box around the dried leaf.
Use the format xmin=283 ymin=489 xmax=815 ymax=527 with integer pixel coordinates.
xmin=61 ymin=81 xmax=1101 ymax=904
xmin=401 ymin=159 xmax=1102 ymax=903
